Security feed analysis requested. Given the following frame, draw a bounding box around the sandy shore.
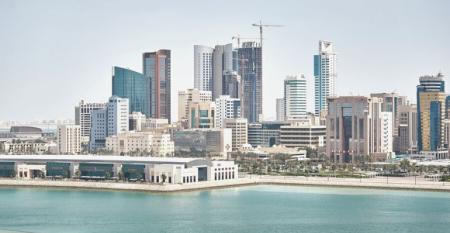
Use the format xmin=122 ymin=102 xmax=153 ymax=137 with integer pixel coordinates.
xmin=1 ymin=175 xmax=449 ymax=192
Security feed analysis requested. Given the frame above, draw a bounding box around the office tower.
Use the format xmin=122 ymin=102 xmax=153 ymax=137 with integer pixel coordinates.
xmin=224 ymin=118 xmax=248 ymax=151
xmin=446 ymin=95 xmax=450 ymax=119
xmin=397 ymin=104 xmax=417 ymax=153
xmin=57 ymin=125 xmax=81 ymax=154
xmin=214 ymin=95 xmax=241 ymax=128
xmin=212 ymin=43 xmax=233 ymax=100
xmin=284 ymin=75 xmax=307 ymax=120
xmin=326 ymin=96 xmax=385 ymax=163
xmin=370 ymin=92 xmax=407 ymax=137
xmin=314 ymin=40 xmax=336 ymax=116
xmin=112 ymin=66 xmax=150 ymax=117
xmin=89 ymin=96 xmax=129 ymax=151
xmin=276 ymin=98 xmax=285 ymax=121
xmin=187 ymin=101 xmax=215 ymax=129
xmin=222 ymin=70 xmax=241 ymax=99
xmin=74 ymin=100 xmax=106 ymax=143
xmin=417 ymin=73 xmax=446 ymax=152
xmin=143 ymin=50 xmax=171 ymax=122
xmin=238 ymin=41 xmax=263 ymax=123
xmin=194 ymin=45 xmax=214 ymax=91
xmin=178 ymin=89 xmax=212 ymax=122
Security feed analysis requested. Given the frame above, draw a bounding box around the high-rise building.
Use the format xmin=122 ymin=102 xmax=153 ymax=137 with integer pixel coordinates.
xmin=178 ymin=88 xmax=212 ymax=122
xmin=284 ymin=75 xmax=307 ymax=120
xmin=112 ymin=66 xmax=150 ymax=117
xmin=222 ymin=70 xmax=241 ymax=99
xmin=276 ymin=98 xmax=285 ymax=121
xmin=224 ymin=118 xmax=248 ymax=151
xmin=194 ymin=45 xmax=214 ymax=91
xmin=397 ymin=104 xmax=417 ymax=153
xmin=89 ymin=96 xmax=129 ymax=151
xmin=238 ymin=42 xmax=263 ymax=123
xmin=143 ymin=50 xmax=171 ymax=122
xmin=212 ymin=44 xmax=233 ymax=100
xmin=314 ymin=40 xmax=336 ymax=116
xmin=187 ymin=101 xmax=215 ymax=129
xmin=57 ymin=125 xmax=81 ymax=154
xmin=129 ymin=112 xmax=146 ymax=131
xmin=214 ymin=95 xmax=241 ymax=128
xmin=370 ymin=92 xmax=407 ymax=139
xmin=326 ymin=96 xmax=386 ymax=163
xmin=75 ymin=100 xmax=106 ymax=143
xmin=417 ymin=73 xmax=446 ymax=152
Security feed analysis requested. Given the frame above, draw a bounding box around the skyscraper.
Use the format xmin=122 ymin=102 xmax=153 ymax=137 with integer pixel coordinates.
xmin=143 ymin=50 xmax=171 ymax=122
xmin=222 ymin=70 xmax=241 ymax=99
xmin=212 ymin=43 xmax=233 ymax=100
xmin=397 ymin=104 xmax=417 ymax=153
xmin=284 ymin=75 xmax=307 ymax=120
xmin=314 ymin=40 xmax=336 ymax=116
xmin=194 ymin=45 xmax=214 ymax=91
xmin=112 ymin=66 xmax=150 ymax=117
xmin=417 ymin=73 xmax=446 ymax=152
xmin=238 ymin=41 xmax=262 ymax=123
xmin=178 ymin=88 xmax=212 ymax=122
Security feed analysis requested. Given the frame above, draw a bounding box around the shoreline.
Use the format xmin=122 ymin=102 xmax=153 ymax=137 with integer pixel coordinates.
xmin=1 ymin=176 xmax=450 ymax=193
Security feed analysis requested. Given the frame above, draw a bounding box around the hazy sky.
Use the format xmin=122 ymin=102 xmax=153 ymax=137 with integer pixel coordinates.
xmin=1 ymin=0 xmax=449 ymax=121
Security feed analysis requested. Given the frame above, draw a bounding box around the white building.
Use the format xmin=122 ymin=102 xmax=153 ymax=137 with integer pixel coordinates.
xmin=194 ymin=45 xmax=214 ymax=92
xmin=57 ymin=125 xmax=81 ymax=154
xmin=75 ymin=100 xmax=106 ymax=143
xmin=129 ymin=112 xmax=146 ymax=131
xmin=178 ymin=88 xmax=212 ymax=122
xmin=284 ymin=75 xmax=307 ymax=120
xmin=276 ymin=98 xmax=285 ymax=121
xmin=314 ymin=40 xmax=336 ymax=115
xmin=214 ymin=95 xmax=241 ymax=128
xmin=90 ymin=96 xmax=129 ymax=151
xmin=280 ymin=122 xmax=326 ymax=149
xmin=1 ymin=141 xmax=57 ymax=155
xmin=106 ymin=131 xmax=174 ymax=157
xmin=380 ymin=112 xmax=393 ymax=153
xmin=224 ymin=118 xmax=248 ymax=151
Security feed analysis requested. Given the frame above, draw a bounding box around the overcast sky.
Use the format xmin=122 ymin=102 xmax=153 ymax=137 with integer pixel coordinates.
xmin=1 ymin=0 xmax=449 ymax=121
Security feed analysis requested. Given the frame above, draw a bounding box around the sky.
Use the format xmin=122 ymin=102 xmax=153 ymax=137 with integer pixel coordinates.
xmin=1 ymin=0 xmax=449 ymax=122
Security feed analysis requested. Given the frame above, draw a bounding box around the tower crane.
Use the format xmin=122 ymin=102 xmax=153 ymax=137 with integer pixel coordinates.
xmin=251 ymin=20 xmax=284 ymax=47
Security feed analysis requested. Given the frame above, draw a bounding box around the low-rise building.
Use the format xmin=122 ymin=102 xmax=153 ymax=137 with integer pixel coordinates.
xmin=105 ymin=132 xmax=174 ymax=157
xmin=224 ymin=118 xmax=248 ymax=151
xmin=174 ymin=128 xmax=232 ymax=158
xmin=248 ymin=121 xmax=290 ymax=147
xmin=280 ymin=122 xmax=326 ymax=149
xmin=1 ymin=140 xmax=57 ymax=155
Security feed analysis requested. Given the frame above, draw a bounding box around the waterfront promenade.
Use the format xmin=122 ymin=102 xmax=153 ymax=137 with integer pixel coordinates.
xmin=1 ymin=175 xmax=450 ymax=192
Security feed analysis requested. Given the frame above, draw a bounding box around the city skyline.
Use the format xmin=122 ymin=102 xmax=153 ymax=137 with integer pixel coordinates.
xmin=1 ymin=0 xmax=450 ymax=121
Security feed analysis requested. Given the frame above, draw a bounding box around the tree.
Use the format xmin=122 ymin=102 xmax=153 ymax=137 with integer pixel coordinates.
xmin=400 ymin=159 xmax=411 ymax=172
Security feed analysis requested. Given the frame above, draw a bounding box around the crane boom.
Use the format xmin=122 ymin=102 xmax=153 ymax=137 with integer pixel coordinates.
xmin=252 ymin=20 xmax=284 ymax=48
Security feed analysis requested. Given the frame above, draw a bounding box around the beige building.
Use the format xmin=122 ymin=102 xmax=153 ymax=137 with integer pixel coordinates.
xmin=106 ymin=132 xmax=174 ymax=157
xmin=178 ymin=88 xmax=212 ymax=122
xmin=57 ymin=125 xmax=81 ymax=154
xmin=187 ymin=101 xmax=215 ymax=129
xmin=224 ymin=118 xmax=248 ymax=151
xmin=326 ymin=96 xmax=392 ymax=163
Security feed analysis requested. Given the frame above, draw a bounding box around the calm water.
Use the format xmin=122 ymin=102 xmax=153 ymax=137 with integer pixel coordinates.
xmin=0 ymin=185 xmax=450 ymax=233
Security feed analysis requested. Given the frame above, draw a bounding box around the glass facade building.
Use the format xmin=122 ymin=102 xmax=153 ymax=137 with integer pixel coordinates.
xmin=416 ymin=74 xmax=446 ymax=152
xmin=143 ymin=50 xmax=171 ymax=122
xmin=112 ymin=66 xmax=150 ymax=117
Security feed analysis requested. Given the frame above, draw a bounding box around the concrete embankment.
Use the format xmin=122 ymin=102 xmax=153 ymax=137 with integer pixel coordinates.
xmin=1 ymin=176 xmax=450 ymax=192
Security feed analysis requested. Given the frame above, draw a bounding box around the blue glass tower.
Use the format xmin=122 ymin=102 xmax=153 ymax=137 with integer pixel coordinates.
xmin=112 ymin=66 xmax=150 ymax=117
